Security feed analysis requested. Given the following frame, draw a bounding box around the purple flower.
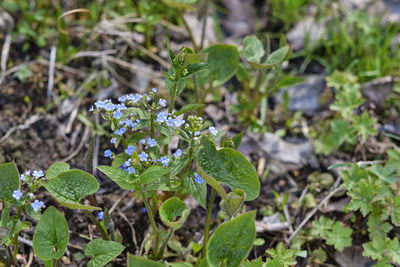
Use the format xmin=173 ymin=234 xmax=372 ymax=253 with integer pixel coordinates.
xmin=31 ymin=200 xmax=45 ymax=212
xmin=209 ymin=127 xmax=218 ymax=136
xmin=89 ymin=106 xmax=94 ymax=112
xmin=158 ymin=156 xmax=170 ymax=167
xmin=174 ymin=149 xmax=182 ymax=158
xmin=194 ymin=173 xmax=204 ymax=184
xmin=12 ymin=190 xmax=23 ymax=200
xmin=104 ymin=149 xmax=113 ymax=158
xmin=25 ymin=170 xmax=31 ymax=176
xmin=159 ymin=98 xmax=167 ymax=107
xmin=126 ymin=145 xmax=136 ymax=156
xmin=148 ymin=138 xmax=157 ymax=147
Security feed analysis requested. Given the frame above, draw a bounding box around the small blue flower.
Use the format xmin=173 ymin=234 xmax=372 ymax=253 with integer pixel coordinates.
xmin=111 ymin=138 xmax=117 ymax=144
xmin=173 ymin=119 xmax=185 ymax=128
xmin=120 ymin=119 xmax=134 ymax=128
xmin=12 ymin=190 xmax=23 ymax=200
xmin=31 ymin=200 xmax=45 ymax=212
xmin=32 ymin=170 xmax=44 ymax=178
xmin=209 ymin=127 xmax=218 ymax=136
xmin=104 ymin=149 xmax=113 ymax=158
xmin=118 ymin=95 xmax=126 ymax=102
xmin=89 ymin=106 xmax=94 ymax=112
xmin=123 ymin=159 xmax=132 ymax=168
xmin=25 ymin=170 xmax=31 ymax=176
xmin=114 ymin=127 xmax=126 ymax=136
xmin=20 ymin=174 xmax=26 ymax=182
xmin=152 ymin=88 xmax=158 ymax=93
xmin=125 ymin=167 xmax=135 ymax=174
xmin=97 ymin=211 xmax=104 ymax=220
xmin=148 ymin=138 xmax=157 ymax=147
xmin=113 ymin=110 xmax=123 ymax=119
xmin=156 ymin=112 xmax=168 ymax=123
xmin=174 ymin=149 xmax=182 ymax=158
xmin=194 ymin=131 xmax=200 ymax=136
xmin=139 ymin=152 xmax=148 ymax=161
xmin=158 ymin=156 xmax=170 ymax=167
xmin=127 ymin=93 xmax=143 ymax=103
xmin=159 ymin=98 xmax=167 ymax=107
xmin=140 ymin=139 xmax=147 ymax=145
xmin=28 ymin=193 xmax=34 ymax=198
xmin=141 ymin=208 xmax=147 ymax=214
xmin=194 ymin=173 xmax=204 ymax=184
xmin=126 ymin=145 xmax=136 ymax=156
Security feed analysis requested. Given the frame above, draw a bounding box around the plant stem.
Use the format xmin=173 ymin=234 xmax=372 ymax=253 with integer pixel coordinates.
xmin=158 ymin=227 xmax=175 ymax=260
xmin=5 ymin=245 xmax=16 ymax=266
xmin=84 ymin=210 xmax=108 ymax=240
xmin=201 ymin=188 xmax=216 ymax=258
xmin=137 ymin=182 xmax=159 ymax=257
xmin=181 ymin=14 xmax=198 ymax=52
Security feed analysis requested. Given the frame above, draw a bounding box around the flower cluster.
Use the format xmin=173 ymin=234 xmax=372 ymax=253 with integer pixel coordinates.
xmin=13 ymin=169 xmax=46 ymax=212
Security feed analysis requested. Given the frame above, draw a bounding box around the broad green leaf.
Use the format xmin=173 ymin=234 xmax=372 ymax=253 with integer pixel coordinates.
xmin=44 ymin=170 xmax=99 ymax=209
xmin=207 ymin=211 xmax=256 ymax=267
xmin=187 ymin=53 xmax=207 ymax=64
xmin=341 ymin=163 xmax=368 ymax=190
xmin=159 ymin=197 xmax=190 ymax=230
xmin=219 ymin=189 xmax=245 ymax=219
xmin=197 ymin=44 xmax=240 ymax=87
xmin=243 ymin=36 xmax=264 ymax=63
xmin=0 ymin=162 xmax=19 ymax=201
xmin=368 ymin=215 xmax=392 ymax=239
xmin=112 ymin=153 xmax=130 ymax=168
xmin=143 ymin=176 xmax=181 ymax=192
xmin=127 ymin=254 xmax=166 ymax=267
xmin=46 ymin=162 xmax=70 ymax=180
xmin=198 ymin=137 xmax=260 ymax=200
xmin=140 ymin=166 xmax=170 ymax=185
xmin=169 ymin=263 xmax=193 ymax=267
xmin=326 ymin=222 xmax=352 ymax=251
xmin=97 ymin=166 xmax=136 ymax=190
xmin=182 ymin=174 xmax=207 ymax=209
xmin=33 ymin=206 xmax=69 ymax=261
xmin=85 ymin=239 xmax=125 ymax=267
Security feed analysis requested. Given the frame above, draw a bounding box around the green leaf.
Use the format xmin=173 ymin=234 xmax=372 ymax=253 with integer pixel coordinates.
xmin=182 ymin=174 xmax=207 ymax=209
xmin=97 ymin=166 xmax=136 ymax=190
xmin=265 ymin=242 xmax=297 ymax=267
xmin=174 ymin=103 xmax=204 ymax=116
xmin=347 ymin=180 xmax=376 ymax=216
xmin=367 ymin=215 xmax=392 ymax=239
xmin=33 ymin=206 xmax=69 ymax=261
xmin=362 ymin=237 xmax=400 ymax=264
xmin=265 ymin=45 xmax=290 ymax=65
xmin=310 ymin=216 xmax=334 ymax=238
xmin=161 ymin=0 xmax=197 ymax=10
xmin=186 ymin=63 xmax=208 ymax=77
xmin=207 ymin=211 xmax=256 ymax=267
xmin=219 ymin=189 xmax=245 ymax=219
xmin=140 ymin=166 xmax=170 ymax=185
xmin=341 ymin=163 xmax=368 ymax=190
xmin=142 ymin=176 xmax=181 ymax=192
xmin=352 ymin=111 xmax=377 ymax=140
xmin=85 ymin=239 xmax=125 ymax=267
xmin=44 ymin=170 xmax=100 ymax=209
xmin=326 ymin=222 xmax=352 ymax=251
xmin=198 ymin=138 xmax=260 ymax=201
xmin=112 ymin=154 xmax=130 ymax=168
xmin=330 ymin=119 xmax=356 ymax=146
xmin=197 ymin=44 xmax=240 ymax=87
xmin=276 ymin=76 xmax=305 ymax=88
xmin=159 ymin=197 xmax=190 ymax=230
xmin=370 ymin=164 xmax=398 ymax=184
xmin=0 ymin=162 xmax=20 ymax=201
xmin=169 ymin=263 xmax=193 ymax=267
xmin=46 ymin=162 xmax=70 ymax=180
xmin=243 ymin=36 xmax=264 ymax=63
xmin=391 ymin=196 xmax=400 ymax=226
xmin=127 ymin=254 xmax=166 ymax=267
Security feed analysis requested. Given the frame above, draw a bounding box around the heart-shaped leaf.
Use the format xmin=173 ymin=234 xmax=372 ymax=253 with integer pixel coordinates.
xmin=197 ymin=44 xmax=240 ymax=87
xmin=220 ymin=189 xmax=246 ymax=219
xmin=33 ymin=206 xmax=69 ymax=261
xmin=46 ymin=162 xmax=70 ymax=180
xmin=97 ymin=166 xmax=137 ymax=190
xmin=243 ymin=36 xmax=264 ymax=63
xmin=207 ymin=211 xmax=256 ymax=267
xmin=0 ymin=162 xmax=20 ymax=201
xmin=159 ymin=197 xmax=190 ymax=230
xmin=197 ymin=138 xmax=260 ymax=200
xmin=127 ymin=254 xmax=166 ymax=267
xmin=140 ymin=166 xmax=170 ymax=185
xmin=85 ymin=239 xmax=125 ymax=267
xmin=44 ymin=170 xmax=99 ymax=209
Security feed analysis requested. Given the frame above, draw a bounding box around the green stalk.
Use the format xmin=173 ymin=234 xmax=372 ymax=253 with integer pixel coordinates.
xmin=5 ymin=245 xmax=16 ymax=266
xmin=137 ymin=182 xmax=159 ymax=257
xmin=164 ymin=80 xmax=178 ymax=153
xmin=157 ymin=227 xmax=175 ymax=260
xmin=84 ymin=210 xmax=109 ymax=240
xmin=202 ymin=188 xmax=216 ymax=258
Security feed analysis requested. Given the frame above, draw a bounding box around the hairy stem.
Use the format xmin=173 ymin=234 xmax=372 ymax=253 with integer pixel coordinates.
xmin=202 ymin=188 xmax=216 ymax=258
xmin=158 ymin=227 xmax=175 ymax=260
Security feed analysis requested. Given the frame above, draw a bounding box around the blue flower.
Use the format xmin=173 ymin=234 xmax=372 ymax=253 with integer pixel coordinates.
xmin=158 ymin=156 xmax=170 ymax=167
xmin=20 ymin=174 xmax=26 ymax=182
xmin=126 ymin=145 xmax=136 ymax=156
xmin=25 ymin=170 xmax=31 ymax=176
xmin=194 ymin=173 xmax=204 ymax=184
xmin=127 ymin=93 xmax=143 ymax=103
xmin=173 ymin=119 xmax=185 ymax=128
xmin=156 ymin=112 xmax=168 ymax=123
xmin=209 ymin=127 xmax=218 ymax=136
xmin=194 ymin=131 xmax=200 ymax=136
xmin=139 ymin=152 xmax=149 ymax=161
xmin=114 ymin=127 xmax=126 ymax=136
xmin=113 ymin=110 xmax=123 ymax=119
xmin=97 ymin=211 xmax=104 ymax=220
xmin=104 ymin=149 xmax=113 ymax=158
xmin=89 ymin=106 xmax=94 ymax=112
xmin=32 ymin=170 xmax=44 ymax=178
xmin=31 ymin=200 xmax=45 ymax=212
xmin=152 ymin=88 xmax=158 ymax=93
xmin=125 ymin=167 xmax=135 ymax=174
xmin=166 ymin=118 xmax=175 ymax=127
xmin=140 ymin=139 xmax=147 ymax=145
xmin=111 ymin=138 xmax=117 ymax=144
xmin=174 ymin=149 xmax=182 ymax=158
xmin=12 ymin=190 xmax=23 ymax=200
xmin=159 ymin=98 xmax=167 ymax=107
xmin=123 ymin=159 xmax=132 ymax=167
xmin=120 ymin=119 xmax=134 ymax=128
xmin=118 ymin=95 xmax=126 ymax=102
xmin=141 ymin=208 xmax=147 ymax=214
xmin=148 ymin=138 xmax=157 ymax=147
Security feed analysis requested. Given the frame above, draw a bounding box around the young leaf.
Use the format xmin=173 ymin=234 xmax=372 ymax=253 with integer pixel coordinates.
xmin=370 ymin=164 xmax=398 ymax=184
xmin=243 ymin=36 xmax=264 ymax=63
xmin=127 ymin=253 xmax=166 ymax=267
xmin=97 ymin=166 xmax=136 ymax=190
xmin=352 ymin=111 xmax=377 ymax=140
xmin=265 ymin=242 xmax=297 ymax=267
xmin=341 ymin=163 xmax=368 ymax=191
xmin=140 ymin=166 xmax=170 ymax=185
xmin=391 ymin=196 xmax=400 ymax=226
xmin=347 ymin=180 xmax=376 ymax=216
xmin=310 ymin=216 xmax=334 ymax=238
xmin=44 ymin=170 xmax=100 ymax=209
xmin=207 ymin=211 xmax=256 ymax=267
xmin=84 ymin=239 xmax=125 ymax=267
xmin=265 ymin=45 xmax=290 ymax=65
xmin=159 ymin=197 xmax=190 ymax=230
xmin=46 ymin=162 xmax=70 ymax=180
xmin=0 ymin=162 xmax=20 ymax=201
xmin=196 ymin=44 xmax=240 ymax=87
xmin=326 ymin=222 xmax=353 ymax=251
xmin=33 ymin=206 xmax=69 ymax=261
xmin=198 ymin=137 xmax=260 ymax=200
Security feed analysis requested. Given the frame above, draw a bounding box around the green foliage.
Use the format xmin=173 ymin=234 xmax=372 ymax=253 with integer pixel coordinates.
xmin=159 ymin=197 xmax=190 ymax=230
xmin=0 ymin=162 xmax=20 ymax=201
xmin=84 ymin=239 xmax=125 ymax=267
xmin=33 ymin=207 xmax=69 ymax=261
xmin=265 ymin=242 xmax=297 ymax=267
xmin=127 ymin=254 xmax=166 ymax=267
xmin=363 ymin=237 xmax=400 ymax=266
xmin=206 ymin=211 xmax=256 ymax=267
xmin=45 ymin=162 xmax=70 ymax=180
